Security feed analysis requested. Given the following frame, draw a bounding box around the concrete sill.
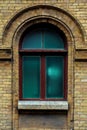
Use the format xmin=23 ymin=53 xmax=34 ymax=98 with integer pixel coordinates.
xmin=18 ymin=101 xmax=68 ymax=110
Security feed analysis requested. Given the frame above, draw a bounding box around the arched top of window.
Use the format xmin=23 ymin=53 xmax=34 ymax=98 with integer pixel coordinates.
xmin=21 ymin=23 xmax=66 ymax=50
xmin=19 ymin=23 xmax=68 ymax=101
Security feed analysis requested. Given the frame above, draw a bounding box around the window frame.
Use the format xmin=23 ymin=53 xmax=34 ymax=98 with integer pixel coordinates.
xmin=19 ymin=24 xmax=68 ymax=101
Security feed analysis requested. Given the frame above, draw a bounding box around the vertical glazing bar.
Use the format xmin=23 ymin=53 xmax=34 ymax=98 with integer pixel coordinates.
xmin=41 ymin=55 xmax=45 ymax=99
xmin=42 ymin=31 xmax=44 ymax=48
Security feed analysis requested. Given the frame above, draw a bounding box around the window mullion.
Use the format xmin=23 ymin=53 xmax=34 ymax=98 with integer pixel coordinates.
xmin=41 ymin=55 xmax=46 ymax=100
xmin=42 ymin=30 xmax=44 ymax=48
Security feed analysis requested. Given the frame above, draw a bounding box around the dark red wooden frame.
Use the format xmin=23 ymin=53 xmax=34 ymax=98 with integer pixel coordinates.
xmin=19 ymin=24 xmax=68 ymax=101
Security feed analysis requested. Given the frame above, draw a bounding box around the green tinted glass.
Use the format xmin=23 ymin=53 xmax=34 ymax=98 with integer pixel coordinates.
xmin=22 ymin=56 xmax=40 ymax=98
xmin=44 ymin=30 xmax=64 ymax=49
xmin=22 ymin=28 xmax=64 ymax=49
xmin=22 ymin=30 xmax=42 ymax=49
xmin=46 ymin=56 xmax=64 ymax=98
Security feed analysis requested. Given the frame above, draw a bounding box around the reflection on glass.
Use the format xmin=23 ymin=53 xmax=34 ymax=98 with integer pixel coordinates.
xmin=46 ymin=56 xmax=64 ymax=98
xmin=48 ymin=66 xmax=61 ymax=79
xmin=22 ymin=56 xmax=40 ymax=98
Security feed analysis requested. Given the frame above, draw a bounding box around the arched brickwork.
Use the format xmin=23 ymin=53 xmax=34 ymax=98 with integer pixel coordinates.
xmin=2 ymin=5 xmax=85 ymax=49
xmin=1 ymin=5 xmax=85 ymax=130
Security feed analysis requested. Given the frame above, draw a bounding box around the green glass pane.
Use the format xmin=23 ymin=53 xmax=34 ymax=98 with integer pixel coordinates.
xmin=46 ymin=56 xmax=64 ymax=98
xmin=22 ymin=30 xmax=42 ymax=49
xmin=22 ymin=56 xmax=40 ymax=98
xmin=44 ymin=30 xmax=64 ymax=49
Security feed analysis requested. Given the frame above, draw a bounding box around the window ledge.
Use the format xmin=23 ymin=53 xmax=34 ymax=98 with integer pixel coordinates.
xmin=18 ymin=100 xmax=68 ymax=110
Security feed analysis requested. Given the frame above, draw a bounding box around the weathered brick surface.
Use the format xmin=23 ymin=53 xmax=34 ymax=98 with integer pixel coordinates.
xmin=74 ymin=61 xmax=87 ymax=130
xmin=0 ymin=61 xmax=12 ymax=130
xmin=0 ymin=0 xmax=87 ymax=130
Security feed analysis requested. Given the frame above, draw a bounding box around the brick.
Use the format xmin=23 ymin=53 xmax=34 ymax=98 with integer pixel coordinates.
xmin=0 ymin=0 xmax=87 ymax=130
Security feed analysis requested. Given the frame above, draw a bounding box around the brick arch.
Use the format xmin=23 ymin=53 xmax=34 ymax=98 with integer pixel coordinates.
xmin=5 ymin=5 xmax=79 ymax=130
xmin=2 ymin=5 xmax=85 ymax=49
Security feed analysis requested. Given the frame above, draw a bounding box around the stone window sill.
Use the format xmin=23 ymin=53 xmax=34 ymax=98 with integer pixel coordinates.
xmin=18 ymin=100 xmax=68 ymax=110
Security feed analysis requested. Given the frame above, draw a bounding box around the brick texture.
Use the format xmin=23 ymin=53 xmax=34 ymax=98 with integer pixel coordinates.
xmin=0 ymin=0 xmax=87 ymax=130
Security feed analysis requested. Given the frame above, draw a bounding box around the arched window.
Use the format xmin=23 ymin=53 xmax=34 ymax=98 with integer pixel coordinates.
xmin=19 ymin=23 xmax=67 ymax=100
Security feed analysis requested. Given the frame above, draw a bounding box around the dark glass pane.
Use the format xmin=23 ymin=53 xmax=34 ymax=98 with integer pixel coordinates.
xmin=22 ymin=56 xmax=40 ymax=98
xmin=22 ymin=30 xmax=42 ymax=49
xmin=46 ymin=56 xmax=64 ymax=98
xmin=44 ymin=30 xmax=64 ymax=49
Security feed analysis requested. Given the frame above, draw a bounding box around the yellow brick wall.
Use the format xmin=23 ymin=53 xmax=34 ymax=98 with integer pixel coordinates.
xmin=0 ymin=61 xmax=12 ymax=130
xmin=0 ymin=0 xmax=87 ymax=130
xmin=74 ymin=61 xmax=87 ymax=130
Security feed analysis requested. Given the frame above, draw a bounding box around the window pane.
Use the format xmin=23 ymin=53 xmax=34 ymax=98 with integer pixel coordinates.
xmin=44 ymin=30 xmax=64 ymax=49
xmin=46 ymin=56 xmax=64 ymax=98
xmin=22 ymin=30 xmax=42 ymax=49
xmin=22 ymin=56 xmax=40 ymax=98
